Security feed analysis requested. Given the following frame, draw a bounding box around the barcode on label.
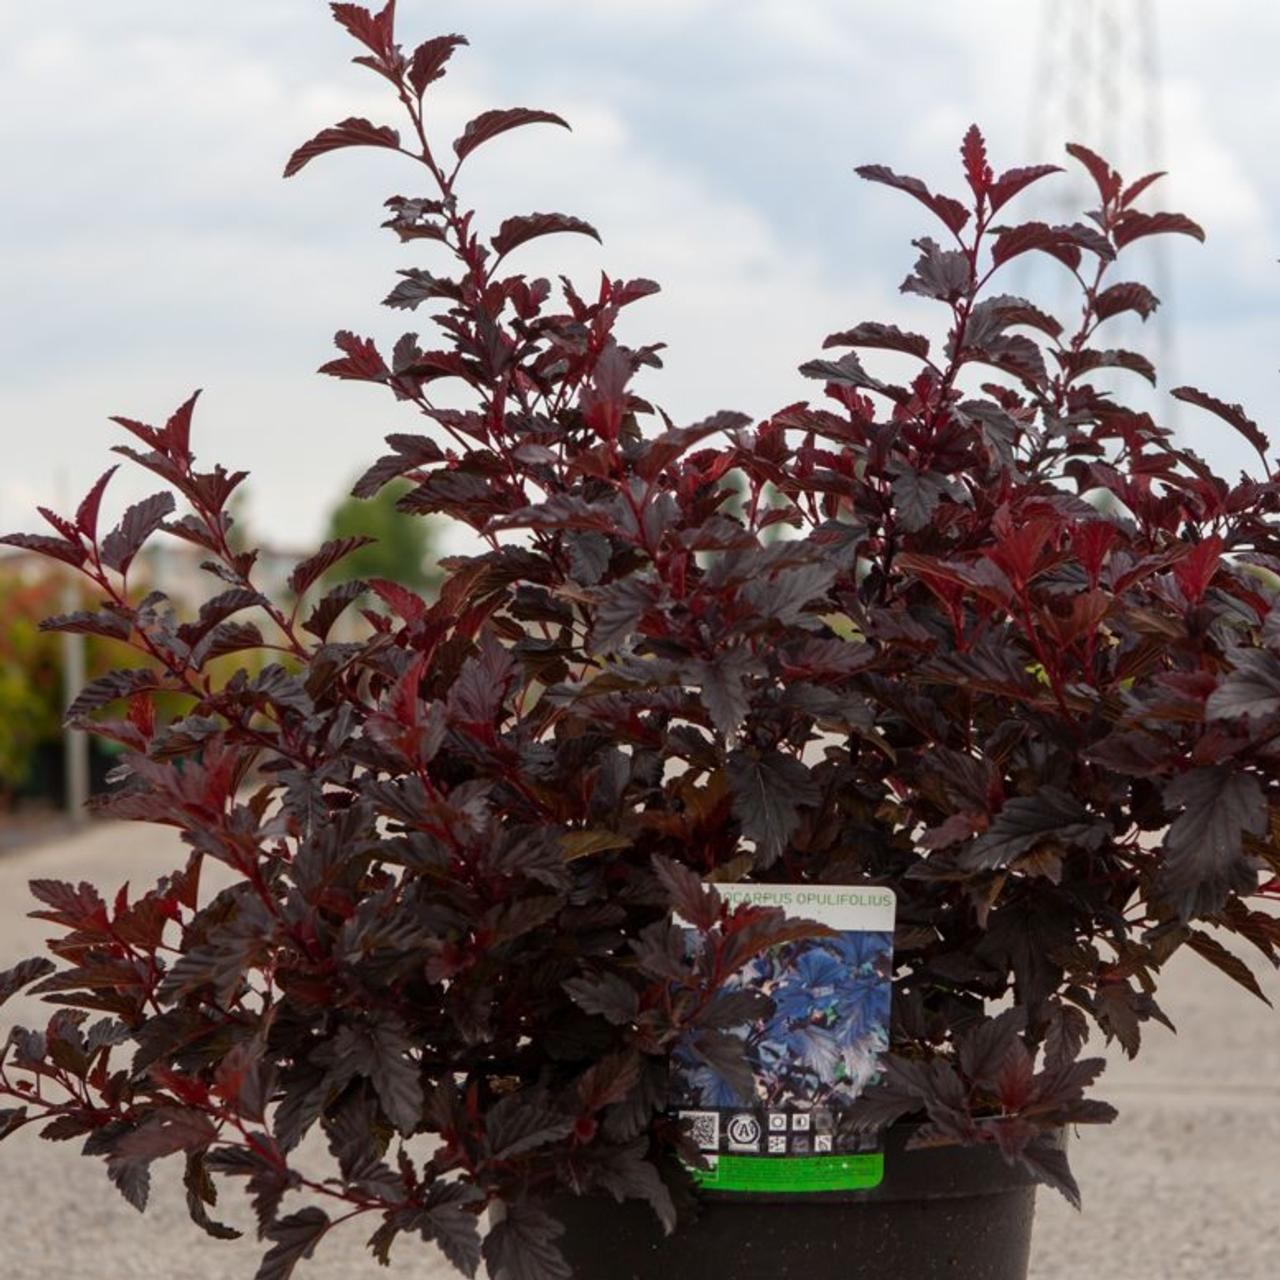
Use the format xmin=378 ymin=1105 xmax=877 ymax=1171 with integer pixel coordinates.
xmin=679 ymin=1110 xmax=721 ymax=1151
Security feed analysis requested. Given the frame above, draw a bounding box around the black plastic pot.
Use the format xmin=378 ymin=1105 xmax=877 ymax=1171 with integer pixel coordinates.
xmin=553 ymin=1125 xmax=1053 ymax=1280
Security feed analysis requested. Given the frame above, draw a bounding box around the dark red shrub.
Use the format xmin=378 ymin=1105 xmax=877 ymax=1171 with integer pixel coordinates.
xmin=2 ymin=4 xmax=1278 ymax=1277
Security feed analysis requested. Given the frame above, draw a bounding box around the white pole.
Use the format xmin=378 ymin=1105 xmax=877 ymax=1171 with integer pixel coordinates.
xmin=57 ymin=471 xmax=90 ymax=824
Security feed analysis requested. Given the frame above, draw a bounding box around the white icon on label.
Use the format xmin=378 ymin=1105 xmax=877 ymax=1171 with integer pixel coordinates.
xmin=815 ymin=1135 xmax=833 ymax=1153
xmin=792 ymin=1113 xmax=811 ymax=1132
xmin=768 ymin=1134 xmax=787 ymax=1154
xmin=767 ymin=1112 xmax=787 ymax=1132
xmin=726 ymin=1114 xmax=762 ymax=1151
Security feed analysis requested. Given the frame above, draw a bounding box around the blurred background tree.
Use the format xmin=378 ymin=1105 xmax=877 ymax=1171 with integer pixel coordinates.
xmin=322 ymin=478 xmax=442 ymax=593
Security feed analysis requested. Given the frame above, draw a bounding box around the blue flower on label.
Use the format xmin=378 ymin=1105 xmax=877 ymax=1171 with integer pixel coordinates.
xmin=669 ymin=929 xmax=894 ymax=1112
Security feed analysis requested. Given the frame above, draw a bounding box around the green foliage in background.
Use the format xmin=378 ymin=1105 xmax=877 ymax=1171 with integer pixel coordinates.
xmin=323 ymin=479 xmax=442 ymax=592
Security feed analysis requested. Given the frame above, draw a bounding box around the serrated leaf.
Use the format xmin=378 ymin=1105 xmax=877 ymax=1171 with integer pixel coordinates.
xmin=0 ymin=956 xmax=56 ymax=1007
xmin=1094 ymin=281 xmax=1160 ymax=322
xmin=1112 ymin=209 xmax=1205 ymax=250
xmin=726 ymin=749 xmax=819 ymax=867
xmin=1161 ymin=766 xmax=1266 ymax=918
xmin=492 ymin=212 xmax=600 ymax=261
xmin=822 ymin=321 xmax=930 ymax=360
xmin=76 ymin=466 xmax=119 ymax=539
xmin=0 ymin=531 xmax=87 ymax=568
xmin=486 ymin=1094 xmax=575 ymax=1159
xmin=453 ymin=109 xmax=569 ymax=162
xmin=483 ymin=1202 xmax=570 ymax=1280
xmin=408 ymin=34 xmax=468 ymax=95
xmin=284 ymin=118 xmax=400 ymax=178
xmin=66 ymin=669 xmax=162 ymax=721
xmin=1185 ymin=929 xmax=1271 ymax=1004
xmin=855 ymin=163 xmax=970 ymax=234
xmin=39 ymin=609 xmax=132 ymax=641
xmin=301 ymin=580 xmax=368 ymax=640
xmin=988 ymin=164 xmax=1062 ymax=213
xmin=1017 ymin=1135 xmax=1081 ymax=1209
xmin=799 ymin=350 xmax=885 ymax=392
xmin=964 ymin=787 xmax=1110 ymax=869
xmin=1171 ymin=385 xmax=1270 ymax=462
xmin=891 ymin=468 xmax=947 ymax=532
xmin=255 ymin=1207 xmax=330 ymax=1280
xmin=289 ymin=537 xmax=376 ymax=596
xmin=100 ymin=492 xmax=176 ymax=573
xmin=1207 ymin=649 xmax=1280 ymax=722
xmin=563 ymin=972 xmax=639 ymax=1024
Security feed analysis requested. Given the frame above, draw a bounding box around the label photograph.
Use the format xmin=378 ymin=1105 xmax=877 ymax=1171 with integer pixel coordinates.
xmin=671 ymin=885 xmax=896 ymax=1193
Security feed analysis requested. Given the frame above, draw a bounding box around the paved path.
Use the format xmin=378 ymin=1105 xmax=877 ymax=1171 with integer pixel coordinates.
xmin=1 ymin=823 xmax=1277 ymax=1278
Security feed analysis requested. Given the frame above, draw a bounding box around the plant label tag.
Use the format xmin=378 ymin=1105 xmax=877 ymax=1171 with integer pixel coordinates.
xmin=671 ymin=884 xmax=895 ymax=1194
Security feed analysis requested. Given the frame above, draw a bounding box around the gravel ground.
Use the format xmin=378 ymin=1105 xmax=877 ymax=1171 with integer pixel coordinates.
xmin=1 ymin=822 xmax=1277 ymax=1279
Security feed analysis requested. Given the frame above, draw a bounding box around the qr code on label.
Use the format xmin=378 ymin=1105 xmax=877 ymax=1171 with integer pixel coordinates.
xmin=679 ymin=1111 xmax=721 ymax=1151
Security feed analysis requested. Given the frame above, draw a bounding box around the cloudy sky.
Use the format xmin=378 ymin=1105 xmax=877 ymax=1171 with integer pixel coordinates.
xmin=2 ymin=0 xmax=1277 ymax=550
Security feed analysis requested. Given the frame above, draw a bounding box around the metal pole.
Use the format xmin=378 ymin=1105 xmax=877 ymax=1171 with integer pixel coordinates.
xmin=57 ymin=472 xmax=91 ymax=824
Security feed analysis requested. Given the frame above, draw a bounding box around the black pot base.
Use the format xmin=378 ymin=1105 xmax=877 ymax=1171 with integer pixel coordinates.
xmin=552 ymin=1127 xmax=1048 ymax=1280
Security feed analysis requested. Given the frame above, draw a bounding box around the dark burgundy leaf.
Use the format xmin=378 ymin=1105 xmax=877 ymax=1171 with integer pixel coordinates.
xmin=0 ymin=957 xmax=56 ymax=1007
xmin=964 ymin=787 xmax=1110 ymax=869
xmin=408 ymin=34 xmax=468 ymax=94
xmin=256 ymin=1207 xmax=330 ymax=1280
xmin=1017 ymin=1135 xmax=1081 ymax=1209
xmin=822 ymin=321 xmax=930 ymax=360
xmin=289 ymin=537 xmax=376 ymax=596
xmin=492 ymin=212 xmax=601 ymax=261
xmin=453 ymin=109 xmax=570 ymax=162
xmin=100 ymin=492 xmax=176 ymax=574
xmin=1112 ymin=210 xmax=1206 ymax=250
xmin=66 ymin=669 xmax=163 ymax=720
xmin=1171 ymin=385 xmax=1270 ymax=462
xmin=988 ymin=164 xmax=1063 ymax=214
xmin=855 ymin=164 xmax=970 ymax=234
xmin=961 ymin=124 xmax=991 ymax=198
xmin=197 ymin=620 xmax=265 ymax=662
xmin=330 ymin=3 xmax=396 ymax=60
xmin=352 ymin=433 xmax=445 ymax=499
xmin=1185 ymin=929 xmax=1270 ymax=1004
xmin=726 ymin=749 xmax=819 ymax=867
xmin=0 ymin=531 xmax=87 ymax=568
xmin=990 ymin=221 xmax=1063 ymax=267
xmin=1094 ymin=281 xmax=1160 ymax=322
xmin=283 ymin=118 xmax=401 ymax=178
xmin=1065 ymin=142 xmax=1122 ymax=203
xmin=486 ymin=1094 xmax=575 ymax=1159
xmin=899 ymin=236 xmax=971 ymax=302
xmin=1061 ymin=347 xmax=1157 ymax=386
xmin=563 ymin=972 xmax=639 ymax=1025
xmin=1161 ymin=767 xmax=1266 ymax=918
xmin=483 ymin=1202 xmax=570 ymax=1280
xmin=1121 ymin=170 xmax=1166 ymax=206
xmin=798 ymin=350 xmax=885 ymax=392
xmin=0 ymin=1109 xmax=29 ymax=1143
xmin=383 ymin=268 xmax=462 ymax=310
xmin=318 ymin=330 xmax=389 ymax=383
xmin=76 ymin=466 xmax=118 ymax=539
xmin=185 ymin=1151 xmax=243 ymax=1241
xmin=652 ymin=855 xmax=721 ymax=932
xmin=891 ymin=468 xmax=948 ymax=533
xmin=40 ymin=609 xmax=132 ymax=641
xmin=1207 ymin=649 xmax=1280 ymax=723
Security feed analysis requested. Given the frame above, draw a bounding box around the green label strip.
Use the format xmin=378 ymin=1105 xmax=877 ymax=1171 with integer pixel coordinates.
xmin=691 ymin=1153 xmax=884 ymax=1194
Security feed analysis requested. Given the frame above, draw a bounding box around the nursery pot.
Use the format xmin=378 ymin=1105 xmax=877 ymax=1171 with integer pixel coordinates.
xmin=552 ymin=1124 xmax=1054 ymax=1280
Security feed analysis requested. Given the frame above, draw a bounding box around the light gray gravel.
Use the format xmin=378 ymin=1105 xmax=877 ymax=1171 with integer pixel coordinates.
xmin=2 ymin=822 xmax=1277 ymax=1279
